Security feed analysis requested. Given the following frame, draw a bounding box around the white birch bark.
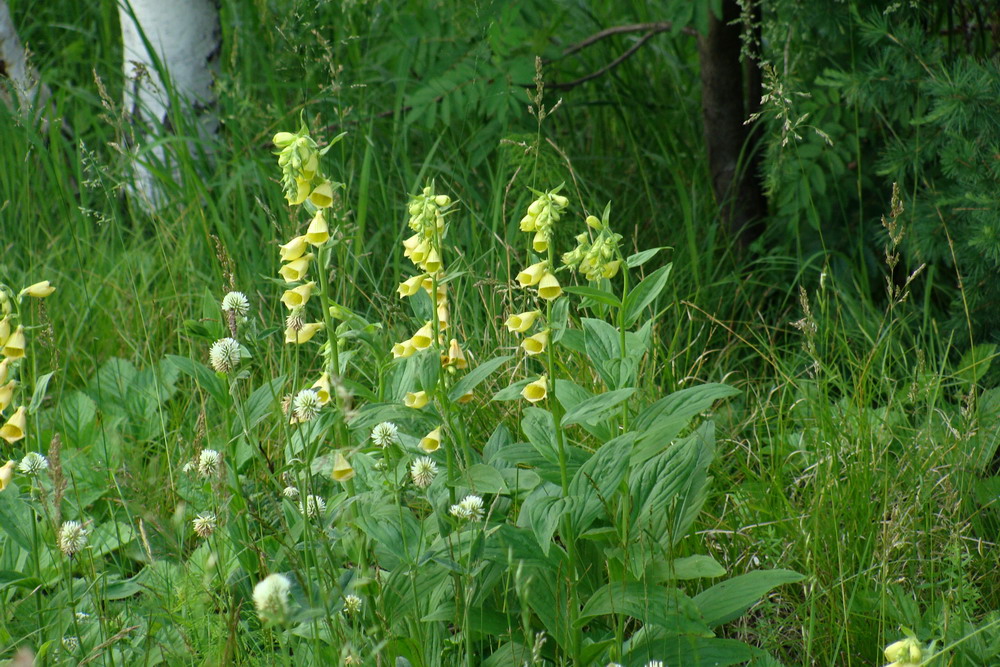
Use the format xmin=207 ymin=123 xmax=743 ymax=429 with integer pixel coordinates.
xmin=0 ymin=0 xmax=54 ymax=126
xmin=118 ymin=0 xmax=220 ymax=210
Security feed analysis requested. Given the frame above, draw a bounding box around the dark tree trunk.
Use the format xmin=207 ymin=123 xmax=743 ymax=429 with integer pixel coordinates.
xmin=698 ymin=0 xmax=767 ymax=246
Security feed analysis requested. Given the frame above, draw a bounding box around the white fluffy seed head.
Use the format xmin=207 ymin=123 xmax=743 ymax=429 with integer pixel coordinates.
xmin=253 ymin=573 xmax=292 ymax=624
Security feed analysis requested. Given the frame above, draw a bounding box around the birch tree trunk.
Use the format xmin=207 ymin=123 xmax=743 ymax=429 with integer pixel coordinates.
xmin=0 ymin=0 xmax=54 ymax=126
xmin=118 ymin=0 xmax=220 ymax=210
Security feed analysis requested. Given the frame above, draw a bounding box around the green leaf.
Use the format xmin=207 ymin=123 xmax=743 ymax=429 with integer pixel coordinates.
xmin=693 ymin=569 xmax=805 ymax=627
xmin=562 ymin=388 xmax=635 ymax=427
xmin=521 ymin=408 xmax=558 ymax=465
xmin=0 ymin=491 xmax=32 ymax=551
xmin=582 ymin=318 xmax=620 ymax=388
xmin=647 ymin=554 xmax=727 ymax=582
xmin=569 ymin=433 xmax=637 ymax=533
xmin=166 ymin=355 xmax=227 ymax=406
xmin=241 ymin=376 xmax=286 ymax=432
xmin=559 ymin=329 xmax=587 ymax=355
xmin=578 ymin=582 xmax=709 ymax=634
xmin=58 ymin=391 xmax=97 ymax=447
xmin=548 ymin=296 xmax=571 ymax=343
xmin=458 ymin=463 xmax=508 ymax=494
xmin=556 ymin=379 xmax=612 ymax=442
xmin=623 ymin=263 xmax=672 ymax=328
xmin=625 ymin=636 xmax=755 ymax=666
xmin=28 ymin=371 xmax=54 ymax=414
xmin=956 ymin=343 xmax=996 ymax=387
xmin=633 ymin=383 xmax=739 ymax=464
xmin=564 ymin=285 xmax=622 ymax=308
xmin=520 ymin=487 xmax=569 ymax=556
xmin=449 ymin=355 xmax=512 ymax=401
xmin=626 ymin=247 xmax=663 ymax=268
xmin=492 ymin=377 xmax=534 ymax=402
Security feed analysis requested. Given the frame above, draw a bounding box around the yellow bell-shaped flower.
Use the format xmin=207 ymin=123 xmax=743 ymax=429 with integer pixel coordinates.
xmin=392 ymin=339 xmax=417 ymax=359
xmin=519 ymin=213 xmax=537 ymax=232
xmin=537 ymin=272 xmax=562 ymax=301
xmin=418 ymin=426 xmax=442 ymax=453
xmin=281 ymin=282 xmax=316 ymax=309
xmin=312 ymin=372 xmax=332 ymax=405
xmin=21 ymin=281 xmax=55 ymax=298
xmin=532 ymin=231 xmax=549 ymax=253
xmin=279 ymin=235 xmax=308 ymax=262
xmin=521 ymin=329 xmax=549 ymax=356
xmin=404 ymin=391 xmax=429 ymax=409
xmin=397 ymin=275 xmax=425 ymax=298
xmin=0 ymin=357 xmax=10 ymax=385
xmin=456 ymin=390 xmax=475 ymax=404
xmin=0 ymin=460 xmax=14 ymax=491
xmin=0 ymin=405 xmax=27 ymax=444
xmin=601 ymin=260 xmax=621 ymax=279
xmin=410 ymin=323 xmax=434 ymax=351
xmin=278 ymin=255 xmax=313 ymax=283
xmin=521 ymin=375 xmax=548 ymax=403
xmin=0 ymin=318 xmax=9 ymax=346
xmin=309 ymin=181 xmax=334 ymax=208
xmin=402 ymin=234 xmax=421 ymax=259
xmin=516 ymin=261 xmax=547 ymax=288
xmin=422 ymin=248 xmax=442 ymax=273
xmin=290 ymin=177 xmax=311 ymax=205
xmin=305 ymin=210 xmax=330 ymax=245
xmin=505 ymin=310 xmax=541 ymax=334
xmin=332 ymin=451 xmax=355 ymax=482
xmin=0 ymin=380 xmax=15 ymax=412
xmin=284 ymin=322 xmax=324 ymax=344
xmin=444 ymin=339 xmax=467 ymax=369
xmin=2 ymin=326 xmax=25 ymax=360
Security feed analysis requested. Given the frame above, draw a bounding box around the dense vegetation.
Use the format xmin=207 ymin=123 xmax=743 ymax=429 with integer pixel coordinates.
xmin=1 ymin=0 xmax=998 ymax=664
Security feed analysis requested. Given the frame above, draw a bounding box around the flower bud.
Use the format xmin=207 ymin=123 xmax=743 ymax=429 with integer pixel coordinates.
xmin=586 ymin=214 xmax=603 ymax=230
xmin=273 ymin=132 xmax=296 ymax=148
xmin=434 ymin=195 xmax=451 ymax=207
xmin=519 ymin=214 xmax=537 ymax=232
xmin=21 ymin=281 xmax=55 ymax=298
xmin=528 ymin=199 xmax=544 ymax=216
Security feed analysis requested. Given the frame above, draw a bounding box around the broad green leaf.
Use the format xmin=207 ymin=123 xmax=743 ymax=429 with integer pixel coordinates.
xmin=549 ymin=296 xmax=571 ymax=343
xmin=381 ymin=558 xmax=451 ymax=627
xmin=623 ymin=263 xmax=672 ymax=328
xmin=458 ymin=463 xmax=508 ymax=494
xmin=0 ymin=490 xmax=32 ymax=551
xmin=633 ymin=383 xmax=739 ymax=464
xmin=556 ymin=378 xmax=613 ymax=442
xmin=626 ymin=247 xmax=663 ymax=268
xmin=90 ymin=521 xmax=136 ymax=558
xmin=521 ymin=408 xmax=558 ymax=465
xmin=28 ymin=371 xmax=54 ymax=414
xmin=578 ymin=582 xmax=709 ymax=634
xmin=693 ymin=569 xmax=805 ymax=627
xmin=559 ymin=329 xmax=587 ymax=355
xmin=625 ymin=636 xmax=755 ymax=666
xmin=583 ymin=318 xmax=620 ymax=388
xmin=166 ymin=355 xmax=227 ymax=406
xmin=562 ymin=388 xmax=635 ymax=427
xmin=568 ymin=433 xmax=638 ymax=532
xmin=449 ymin=355 xmax=512 ymax=401
xmin=564 ymin=285 xmax=622 ymax=308
xmin=647 ymin=555 xmax=727 ymax=582
xmin=58 ymin=391 xmax=97 ymax=447
xmin=492 ymin=377 xmax=534 ymax=402
xmin=355 ymin=502 xmax=421 ymax=567
xmin=241 ymin=376 xmax=286 ymax=433
xmin=520 ymin=486 xmax=569 ymax=556
xmin=956 ymin=343 xmax=996 ymax=387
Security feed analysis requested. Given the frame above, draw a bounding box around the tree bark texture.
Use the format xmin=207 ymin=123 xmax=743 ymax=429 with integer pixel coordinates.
xmin=119 ymin=0 xmax=220 ymax=210
xmin=697 ymin=0 xmax=767 ymax=246
xmin=0 ymin=0 xmax=54 ymax=127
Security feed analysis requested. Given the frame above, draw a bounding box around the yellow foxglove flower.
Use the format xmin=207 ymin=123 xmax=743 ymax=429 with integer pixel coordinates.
xmin=392 ymin=339 xmax=417 ymax=359
xmin=521 ymin=376 xmax=548 ymax=403
xmin=21 ymin=281 xmax=55 ymax=298
xmin=521 ymin=329 xmax=549 ymax=356
xmin=312 ymin=373 xmax=332 ymax=405
xmin=410 ymin=324 xmax=434 ymax=350
xmin=404 ymin=391 xmax=429 ymax=409
xmin=290 ymin=177 xmax=311 ymax=205
xmin=505 ymin=310 xmax=541 ymax=334
xmin=519 ymin=214 xmax=536 ymax=232
xmin=281 ymin=282 xmax=316 ymax=309
xmin=444 ymin=339 xmax=467 ymax=369
xmin=884 ymin=638 xmax=922 ymax=664
xmin=402 ymin=234 xmax=421 ymax=258
xmin=0 ymin=317 xmax=9 ymax=346
xmin=422 ymin=248 xmax=442 ymax=274
xmin=410 ymin=239 xmax=430 ymax=265
xmin=0 ymin=380 xmax=15 ymax=412
xmin=418 ymin=426 xmax=441 ymax=453
xmin=532 ymin=231 xmax=549 ymax=253
xmin=537 ymin=272 xmax=562 ymax=300
xmin=332 ymin=451 xmax=355 ymax=482
xmin=601 ymin=260 xmax=621 ymax=279
xmin=516 ymin=261 xmax=547 ymax=288
xmin=0 ymin=357 xmax=10 ymax=384
xmin=305 ymin=210 xmax=330 ymax=245
xmin=273 ymin=131 xmax=296 ymax=148
xmin=301 ymin=153 xmax=319 ymax=181
xmin=279 ymin=235 xmax=308 ymax=262
xmin=2 ymin=326 xmax=25 ymax=360
xmin=456 ymin=390 xmax=475 ymax=404
xmin=436 ymin=302 xmax=449 ymax=331
xmin=0 ymin=460 xmax=13 ymax=491
xmin=397 ymin=275 xmax=425 ymax=298
xmin=0 ymin=405 xmax=26 ymax=444
xmin=284 ymin=322 xmax=324 ymax=344
xmin=278 ymin=255 xmax=313 ymax=282
xmin=309 ymin=181 xmax=334 ymax=208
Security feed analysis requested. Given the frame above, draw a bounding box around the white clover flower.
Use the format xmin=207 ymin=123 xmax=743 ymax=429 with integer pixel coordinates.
xmin=644 ymin=662 xmax=664 ymax=667
xmin=282 ymin=485 xmax=300 ymax=500
xmin=58 ymin=520 xmax=88 ymax=557
xmin=18 ymin=452 xmax=49 ymax=475
xmin=192 ymin=512 xmax=217 ymax=538
xmin=209 ymin=337 xmax=241 ymax=373
xmin=198 ymin=449 xmax=222 ymax=478
xmin=371 ymin=421 xmax=398 ymax=447
xmin=75 ymin=611 xmax=91 ymax=622
xmin=253 ymin=573 xmax=291 ymax=624
xmin=343 ymin=594 xmax=363 ymax=614
xmin=300 ymin=494 xmax=326 ymax=518
xmin=449 ymin=494 xmax=484 ymax=521
xmin=410 ymin=457 xmax=437 ymax=489
xmin=62 ymin=636 xmax=80 ymax=652
xmin=293 ymin=389 xmax=321 ymax=422
xmin=221 ymin=291 xmax=250 ymax=317
xmin=182 ymin=461 xmax=195 ymax=474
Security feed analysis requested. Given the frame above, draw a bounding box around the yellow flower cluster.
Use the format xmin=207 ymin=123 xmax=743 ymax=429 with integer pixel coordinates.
xmin=273 ymin=128 xmax=342 ymax=207
xmin=279 ymin=209 xmax=330 ymax=345
xmin=519 ymin=189 xmax=569 ymax=253
xmin=562 ymin=213 xmax=622 ymax=281
xmin=0 ymin=281 xmax=55 ymax=445
xmin=883 ymin=637 xmax=922 ymax=667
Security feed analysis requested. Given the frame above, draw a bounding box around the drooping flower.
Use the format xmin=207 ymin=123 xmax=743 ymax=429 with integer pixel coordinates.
xmin=0 ymin=405 xmax=27 ymax=444
xmin=392 ymin=339 xmax=417 ymax=359
xmin=537 ymin=272 xmax=562 ymax=300
xmin=516 ymin=261 xmax=547 ymax=288
xmin=0 ymin=357 xmax=10 ymax=384
xmin=309 ymin=181 xmax=335 ymax=208
xmin=221 ymin=291 xmax=250 ymax=317
xmin=278 ymin=255 xmax=313 ymax=283
xmin=443 ymin=338 xmax=467 ymax=369
xmin=521 ymin=376 xmax=548 ymax=403
xmin=521 ymin=329 xmax=549 ymax=356
xmin=279 ymin=236 xmax=308 ymax=262
xmin=20 ymin=281 xmax=55 ymax=298
xmin=311 ymin=372 xmax=332 ymax=404
xmin=2 ymin=326 xmax=25 ymax=359
xmin=209 ymin=338 xmax=242 ymax=374
xmin=371 ymin=422 xmax=398 ymax=447
xmin=418 ymin=426 xmax=442 ymax=453
xmin=281 ymin=282 xmax=315 ymax=309
xmin=332 ymin=452 xmax=355 ymax=482
xmin=410 ymin=456 xmax=437 ymax=488
xmin=397 ymin=274 xmax=425 ymax=298
xmin=0 ymin=460 xmax=14 ymax=491
xmin=404 ymin=391 xmax=429 ymax=409
xmin=253 ymin=573 xmax=292 ymax=624
xmin=18 ymin=452 xmax=48 ymax=475
xmin=192 ymin=512 xmax=217 ymax=538
xmin=305 ymin=210 xmax=330 ymax=245
xmin=0 ymin=380 xmax=16 ymax=412
xmin=284 ymin=322 xmax=324 ymax=344
xmin=505 ymin=310 xmax=541 ymax=334
xmin=58 ymin=520 xmax=88 ymax=556
xmin=449 ymin=494 xmax=485 ymax=521
xmin=410 ymin=323 xmax=434 ymax=350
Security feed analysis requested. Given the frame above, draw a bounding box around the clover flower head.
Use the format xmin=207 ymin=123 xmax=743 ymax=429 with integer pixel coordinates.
xmin=410 ymin=456 xmax=437 ymax=488
xmin=300 ymin=494 xmax=326 ymax=518
xmin=282 ymin=485 xmax=300 ymax=500
xmin=221 ymin=291 xmax=250 ymax=317
xmin=293 ymin=389 xmax=322 ymax=422
xmin=371 ymin=422 xmax=398 ymax=447
xmin=192 ymin=512 xmax=217 ymax=538
xmin=62 ymin=636 xmax=80 ymax=653
xmin=343 ymin=594 xmax=363 ymax=614
xmin=644 ymin=662 xmax=664 ymax=667
xmin=253 ymin=573 xmax=292 ymax=624
xmin=449 ymin=494 xmax=485 ymax=521
xmin=198 ymin=449 xmax=222 ymax=478
xmin=18 ymin=452 xmax=49 ymax=475
xmin=58 ymin=520 xmax=88 ymax=557
xmin=209 ymin=337 xmax=242 ymax=374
